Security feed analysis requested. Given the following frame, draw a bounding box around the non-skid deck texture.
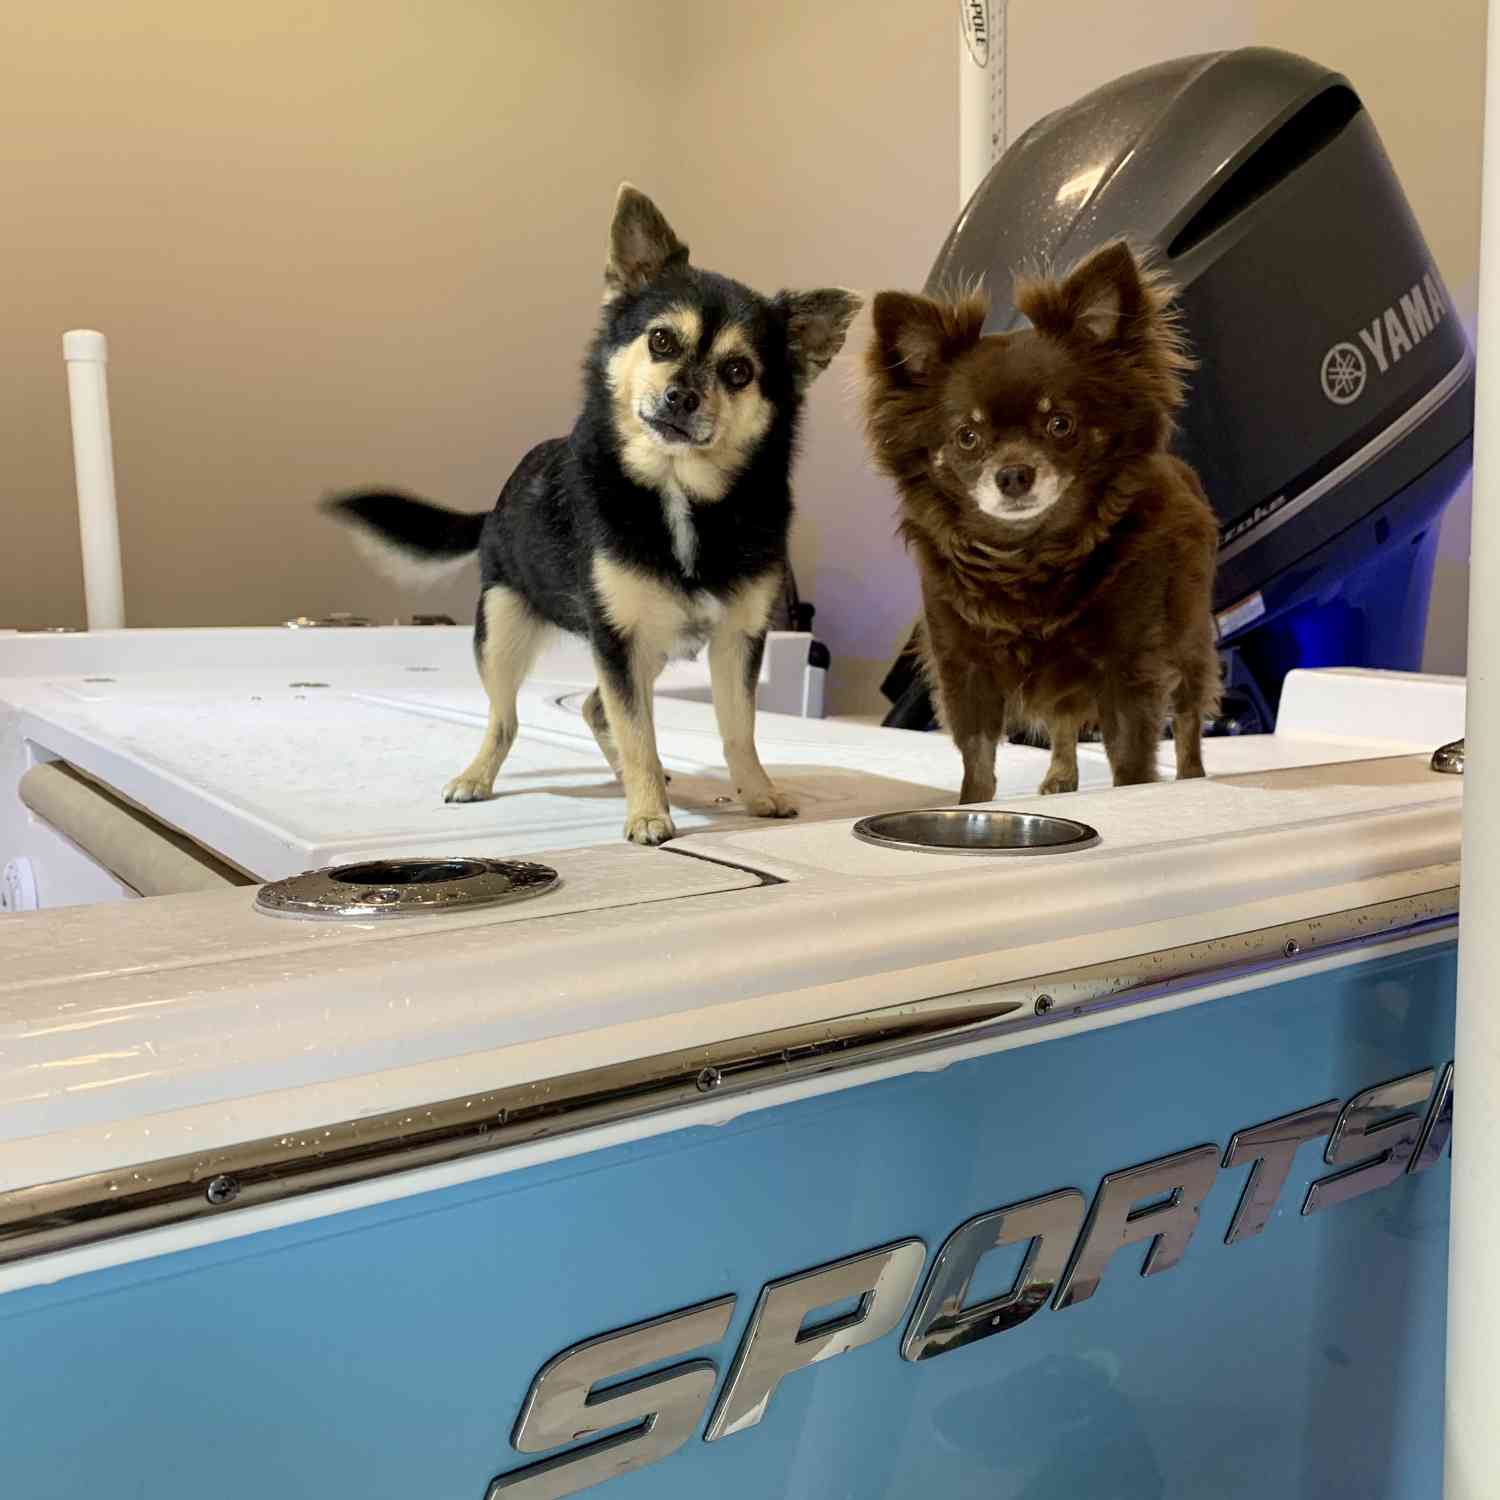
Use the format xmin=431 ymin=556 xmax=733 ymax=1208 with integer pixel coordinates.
xmin=2 ymin=653 xmax=1458 ymax=880
xmin=683 ymin=753 xmax=1461 ymax=879
xmin=4 ymin=667 xmax=1078 ymax=877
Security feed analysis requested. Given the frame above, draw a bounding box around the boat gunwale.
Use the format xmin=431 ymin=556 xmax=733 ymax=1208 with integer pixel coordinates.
xmin=0 ymin=882 xmax=1459 ymax=1270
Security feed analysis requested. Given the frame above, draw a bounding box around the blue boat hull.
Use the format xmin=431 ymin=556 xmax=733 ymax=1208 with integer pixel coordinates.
xmin=2 ymin=943 xmax=1455 ymax=1500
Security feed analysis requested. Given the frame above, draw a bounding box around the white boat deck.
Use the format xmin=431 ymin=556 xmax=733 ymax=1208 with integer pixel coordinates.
xmin=0 ymin=629 xmax=1466 ymax=1288
xmin=0 ymin=750 xmax=1462 ymax=1277
xmin=0 ymin=627 xmax=1465 ymax=888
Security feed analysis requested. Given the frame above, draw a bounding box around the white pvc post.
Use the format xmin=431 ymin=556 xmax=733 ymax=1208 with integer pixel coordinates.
xmin=63 ymin=329 xmax=125 ymax=630
xmin=1446 ymin=2 xmax=1500 ymax=1493
xmin=958 ymin=0 xmax=1007 ymax=209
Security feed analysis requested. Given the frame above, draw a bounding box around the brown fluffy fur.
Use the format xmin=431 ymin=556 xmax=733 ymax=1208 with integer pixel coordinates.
xmin=863 ymin=241 xmax=1220 ymax=801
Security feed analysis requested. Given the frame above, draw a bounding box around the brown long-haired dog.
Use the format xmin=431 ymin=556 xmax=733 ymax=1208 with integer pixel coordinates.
xmin=864 ymin=241 xmax=1220 ymax=802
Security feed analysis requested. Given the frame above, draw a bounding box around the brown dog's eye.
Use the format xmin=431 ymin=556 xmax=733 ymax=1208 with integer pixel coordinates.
xmin=721 ymin=357 xmax=754 ymax=390
xmin=648 ymin=328 xmax=679 ymax=359
xmin=1046 ymin=412 xmax=1075 ymax=439
xmin=955 ymin=425 xmax=981 ymax=452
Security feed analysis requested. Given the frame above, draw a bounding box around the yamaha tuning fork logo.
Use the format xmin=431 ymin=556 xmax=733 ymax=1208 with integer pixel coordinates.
xmin=1320 ymin=343 xmax=1367 ymax=405
xmin=1320 ymin=269 xmax=1447 ymax=405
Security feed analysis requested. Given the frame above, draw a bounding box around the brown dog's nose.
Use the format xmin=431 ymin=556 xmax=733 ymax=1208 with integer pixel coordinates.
xmin=998 ymin=464 xmax=1036 ymax=498
xmin=663 ymin=385 xmax=700 ymax=416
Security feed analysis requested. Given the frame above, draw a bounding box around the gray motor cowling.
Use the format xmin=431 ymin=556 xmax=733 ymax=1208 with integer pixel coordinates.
xmin=931 ymin=45 xmax=1472 ymax=612
xmin=885 ymin=46 xmax=1474 ymax=732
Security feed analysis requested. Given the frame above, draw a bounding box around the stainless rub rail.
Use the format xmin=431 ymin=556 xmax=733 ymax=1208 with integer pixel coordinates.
xmin=0 ymin=885 xmax=1458 ymax=1268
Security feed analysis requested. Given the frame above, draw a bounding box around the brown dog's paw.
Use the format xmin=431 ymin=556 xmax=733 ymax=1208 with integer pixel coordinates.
xmin=743 ymin=786 xmax=798 ymax=819
xmin=1038 ymin=772 xmax=1078 ymax=796
xmin=624 ymin=811 xmax=676 ymax=846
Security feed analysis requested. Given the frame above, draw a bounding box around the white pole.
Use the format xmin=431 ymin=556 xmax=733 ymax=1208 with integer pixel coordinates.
xmin=63 ymin=329 xmax=125 ymax=630
xmin=1446 ymin=1 xmax=1500 ymax=1493
xmin=958 ymin=0 xmax=1007 ymax=210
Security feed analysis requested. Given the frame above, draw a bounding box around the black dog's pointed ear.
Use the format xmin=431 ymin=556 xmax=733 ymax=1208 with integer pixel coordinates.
xmin=605 ymin=183 xmax=689 ymax=300
xmin=869 ymin=289 xmax=988 ymax=386
xmin=778 ymin=288 xmax=863 ymax=389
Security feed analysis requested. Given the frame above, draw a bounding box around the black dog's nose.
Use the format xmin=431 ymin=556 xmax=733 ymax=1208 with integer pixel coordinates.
xmin=998 ymin=464 xmax=1036 ymax=498
xmin=663 ymin=385 xmax=700 ymax=416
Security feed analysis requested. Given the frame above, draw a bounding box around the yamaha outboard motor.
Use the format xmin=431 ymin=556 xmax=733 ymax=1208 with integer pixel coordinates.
xmin=883 ymin=47 xmax=1473 ymax=733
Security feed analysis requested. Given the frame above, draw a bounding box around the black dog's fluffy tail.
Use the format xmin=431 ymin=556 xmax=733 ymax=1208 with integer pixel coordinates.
xmin=323 ymin=490 xmax=486 ymax=586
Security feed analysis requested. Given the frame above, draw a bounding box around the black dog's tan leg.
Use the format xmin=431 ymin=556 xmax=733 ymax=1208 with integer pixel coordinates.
xmin=581 ymin=688 xmax=624 ymax=778
xmin=1038 ymin=719 xmax=1081 ymax=795
xmin=584 ymin=681 xmax=671 ymax=784
xmin=708 ymin=626 xmax=796 ymax=818
xmin=444 ymin=586 xmax=548 ymax=803
xmin=594 ymin=636 xmax=674 ymax=846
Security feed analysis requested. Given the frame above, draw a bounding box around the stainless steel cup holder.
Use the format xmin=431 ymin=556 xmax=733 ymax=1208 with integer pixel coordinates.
xmin=254 ymin=856 xmax=559 ymax=920
xmin=1431 ymin=739 xmax=1465 ymax=775
xmin=851 ymin=808 xmax=1100 ymax=856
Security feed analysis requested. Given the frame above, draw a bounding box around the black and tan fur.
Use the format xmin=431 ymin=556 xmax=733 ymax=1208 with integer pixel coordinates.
xmin=863 ymin=242 xmax=1220 ymax=801
xmin=328 ymin=186 xmax=859 ymax=844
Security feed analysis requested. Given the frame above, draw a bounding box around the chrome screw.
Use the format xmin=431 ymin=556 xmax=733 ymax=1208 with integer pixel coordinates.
xmin=205 ymin=1175 xmax=240 ymax=1206
xmin=1034 ymin=994 xmax=1055 ymax=1016
xmin=696 ymin=1067 xmax=723 ymax=1092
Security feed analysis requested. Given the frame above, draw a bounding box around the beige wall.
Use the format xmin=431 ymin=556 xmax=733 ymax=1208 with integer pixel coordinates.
xmin=1 ymin=1 xmax=1486 ymax=704
xmin=655 ymin=2 xmax=957 ymax=713
xmin=1 ymin=1 xmax=668 ymax=633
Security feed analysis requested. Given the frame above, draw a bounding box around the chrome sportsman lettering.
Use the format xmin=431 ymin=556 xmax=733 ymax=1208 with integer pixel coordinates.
xmin=1221 ymin=1099 xmax=1343 ymax=1243
xmin=488 ymin=1298 xmax=735 ymax=1500
xmin=488 ymin=1061 xmax=1454 ymax=1497
xmin=705 ymin=1240 xmax=926 ymax=1439
xmin=1409 ymin=1061 xmax=1454 ymax=1174
xmin=902 ymin=1190 xmax=1085 ymax=1360
xmin=1303 ymin=1068 xmax=1434 ymax=1213
xmin=1052 ymin=1146 xmax=1220 ymax=1308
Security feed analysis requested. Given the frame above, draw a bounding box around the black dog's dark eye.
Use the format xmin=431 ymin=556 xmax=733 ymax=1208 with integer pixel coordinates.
xmin=648 ymin=328 xmax=679 ymax=358
xmin=721 ymin=357 xmax=754 ymax=390
xmin=1046 ymin=412 xmax=1075 ymax=439
xmin=955 ymin=425 xmax=981 ymax=452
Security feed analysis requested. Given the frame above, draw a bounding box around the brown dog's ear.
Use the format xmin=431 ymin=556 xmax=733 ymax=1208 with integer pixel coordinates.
xmin=778 ymin=288 xmax=863 ymax=390
xmin=1016 ymin=241 xmax=1147 ymax=347
xmin=1062 ymin=241 xmax=1146 ymax=343
xmin=605 ymin=183 xmax=689 ymax=300
xmin=869 ymin=289 xmax=988 ymax=385
xmin=1016 ymin=241 xmax=1192 ymax=409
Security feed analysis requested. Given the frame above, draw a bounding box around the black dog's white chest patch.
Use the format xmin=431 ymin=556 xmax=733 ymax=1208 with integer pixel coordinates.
xmin=661 ymin=479 xmax=698 ymax=576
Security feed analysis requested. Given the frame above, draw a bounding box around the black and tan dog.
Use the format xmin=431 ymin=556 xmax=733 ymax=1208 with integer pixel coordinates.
xmin=328 ymin=186 xmax=859 ymax=844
